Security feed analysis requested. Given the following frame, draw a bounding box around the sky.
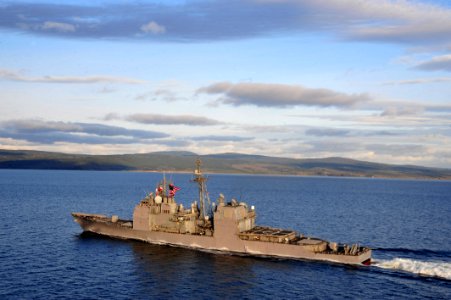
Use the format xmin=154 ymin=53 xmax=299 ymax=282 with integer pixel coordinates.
xmin=0 ymin=0 xmax=451 ymax=168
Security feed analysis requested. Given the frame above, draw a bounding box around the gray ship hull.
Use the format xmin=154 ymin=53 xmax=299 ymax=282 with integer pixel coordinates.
xmin=73 ymin=213 xmax=372 ymax=266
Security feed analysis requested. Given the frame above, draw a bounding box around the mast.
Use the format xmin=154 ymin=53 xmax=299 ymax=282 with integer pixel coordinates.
xmin=163 ymin=173 xmax=167 ymax=202
xmin=193 ymin=158 xmax=208 ymax=219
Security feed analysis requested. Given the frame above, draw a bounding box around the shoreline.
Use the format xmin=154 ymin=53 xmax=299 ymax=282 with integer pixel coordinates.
xmin=1 ymin=167 xmax=450 ymax=180
xmin=1 ymin=149 xmax=450 ymax=181
xmin=127 ymin=169 xmax=451 ymax=181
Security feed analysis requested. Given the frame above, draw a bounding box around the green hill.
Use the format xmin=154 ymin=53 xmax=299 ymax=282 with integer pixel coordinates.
xmin=0 ymin=149 xmax=450 ymax=180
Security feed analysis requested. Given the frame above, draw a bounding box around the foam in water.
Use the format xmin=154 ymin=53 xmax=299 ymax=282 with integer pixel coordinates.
xmin=374 ymin=258 xmax=451 ymax=280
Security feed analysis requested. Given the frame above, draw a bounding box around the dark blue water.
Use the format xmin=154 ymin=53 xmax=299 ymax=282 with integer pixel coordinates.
xmin=0 ymin=170 xmax=450 ymax=299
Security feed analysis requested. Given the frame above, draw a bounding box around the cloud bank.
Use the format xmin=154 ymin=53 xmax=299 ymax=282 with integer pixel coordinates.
xmin=382 ymin=77 xmax=451 ymax=85
xmin=198 ymin=82 xmax=369 ymax=108
xmin=305 ymin=128 xmax=350 ymax=137
xmin=0 ymin=69 xmax=146 ymax=84
xmin=414 ymin=55 xmax=451 ymax=72
xmin=105 ymin=113 xmax=222 ymax=126
xmin=1 ymin=0 xmax=450 ymax=46
xmin=192 ymin=135 xmax=254 ymax=142
xmin=0 ymin=120 xmax=168 ymax=144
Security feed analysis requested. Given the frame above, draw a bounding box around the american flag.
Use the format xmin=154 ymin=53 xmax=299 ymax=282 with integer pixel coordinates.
xmin=169 ymin=183 xmax=181 ymax=196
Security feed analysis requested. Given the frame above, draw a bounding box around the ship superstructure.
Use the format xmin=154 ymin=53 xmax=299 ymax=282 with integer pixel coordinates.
xmin=72 ymin=160 xmax=371 ymax=265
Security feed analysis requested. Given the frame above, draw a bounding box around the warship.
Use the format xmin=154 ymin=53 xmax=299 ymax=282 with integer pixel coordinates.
xmin=72 ymin=160 xmax=371 ymax=265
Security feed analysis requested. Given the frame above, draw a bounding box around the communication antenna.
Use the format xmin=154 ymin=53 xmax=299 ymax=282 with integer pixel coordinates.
xmin=193 ymin=158 xmax=209 ymax=219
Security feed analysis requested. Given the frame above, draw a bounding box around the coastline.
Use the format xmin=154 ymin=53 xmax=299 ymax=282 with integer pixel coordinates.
xmin=1 ymin=149 xmax=450 ymax=181
xmin=128 ymin=169 xmax=451 ymax=181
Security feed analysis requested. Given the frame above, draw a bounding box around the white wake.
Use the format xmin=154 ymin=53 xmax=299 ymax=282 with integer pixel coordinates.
xmin=373 ymin=258 xmax=451 ymax=280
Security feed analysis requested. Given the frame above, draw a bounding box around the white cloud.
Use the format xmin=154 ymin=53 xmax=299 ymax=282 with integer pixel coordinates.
xmin=140 ymin=21 xmax=166 ymax=34
xmin=0 ymin=69 xmax=146 ymax=84
xmin=0 ymin=119 xmax=168 ymax=144
xmin=198 ymin=82 xmax=369 ymax=108
xmin=305 ymin=128 xmax=350 ymax=137
xmin=414 ymin=54 xmax=451 ymax=71
xmin=135 ymin=89 xmax=185 ymax=102
xmin=103 ymin=113 xmax=120 ymax=121
xmin=380 ymin=106 xmax=424 ymax=117
xmin=124 ymin=113 xmax=222 ymax=126
xmin=42 ymin=21 xmax=75 ymax=32
xmin=382 ymin=77 xmax=451 ymax=85
xmin=303 ymin=0 xmax=451 ymax=44
xmin=366 ymin=143 xmax=428 ymax=156
xmin=192 ymin=135 xmax=253 ymax=142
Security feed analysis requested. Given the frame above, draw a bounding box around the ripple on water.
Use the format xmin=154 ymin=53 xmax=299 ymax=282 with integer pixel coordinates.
xmin=0 ymin=170 xmax=450 ymax=299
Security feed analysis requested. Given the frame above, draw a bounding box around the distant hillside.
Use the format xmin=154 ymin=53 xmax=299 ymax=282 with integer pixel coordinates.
xmin=0 ymin=149 xmax=450 ymax=180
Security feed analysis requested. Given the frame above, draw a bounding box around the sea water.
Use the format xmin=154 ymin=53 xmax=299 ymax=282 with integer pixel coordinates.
xmin=0 ymin=170 xmax=450 ymax=299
